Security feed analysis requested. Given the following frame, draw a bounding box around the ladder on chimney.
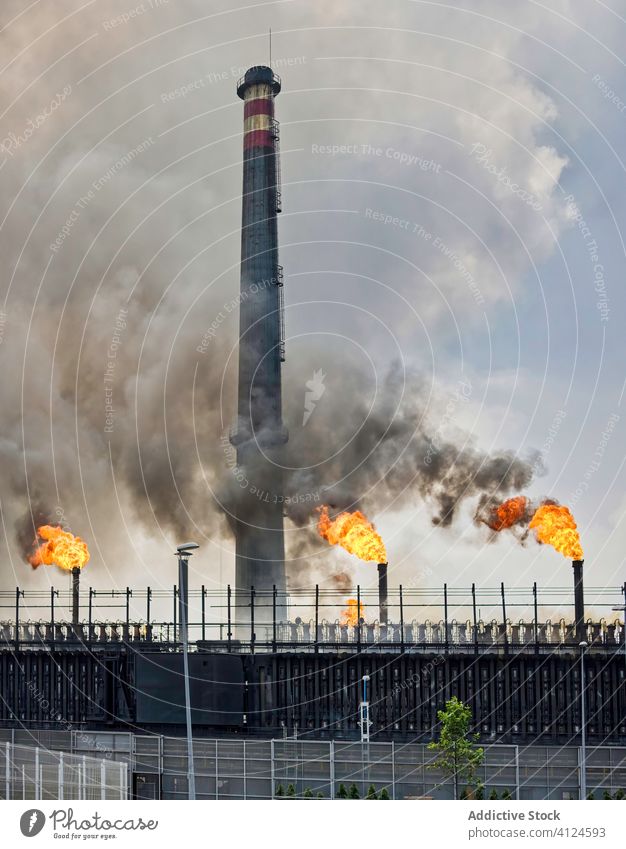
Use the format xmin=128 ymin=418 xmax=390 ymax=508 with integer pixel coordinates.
xmin=271 ymin=118 xmax=282 ymax=213
xmin=275 ymin=264 xmax=285 ymax=362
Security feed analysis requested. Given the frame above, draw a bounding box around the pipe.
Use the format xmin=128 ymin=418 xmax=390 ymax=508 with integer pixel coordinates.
xmin=71 ymin=567 xmax=80 ymax=628
xmin=378 ymin=563 xmax=389 ymax=625
xmin=572 ymin=559 xmax=585 ymax=641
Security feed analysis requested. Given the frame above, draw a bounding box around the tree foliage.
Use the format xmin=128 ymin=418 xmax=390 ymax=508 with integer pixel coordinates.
xmin=427 ymin=696 xmax=484 ymax=800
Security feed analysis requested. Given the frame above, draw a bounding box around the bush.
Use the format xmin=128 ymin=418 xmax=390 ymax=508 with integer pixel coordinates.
xmin=489 ymin=788 xmax=498 ymax=800
xmin=460 ymin=787 xmax=469 ymax=799
xmin=348 ymin=783 xmax=360 ymax=799
xmin=603 ymin=789 xmax=612 ymax=800
xmin=501 ymin=789 xmax=512 ymax=800
xmin=379 ymin=787 xmax=390 ymax=799
xmin=474 ymin=783 xmax=484 ymax=800
xmin=303 ymin=787 xmax=313 ymax=798
xmin=275 ymin=783 xmax=284 ymax=797
xmin=316 ymin=791 xmax=324 ymax=799
xmin=587 ymin=791 xmax=595 ymax=800
xmin=337 ymin=783 xmax=348 ymax=799
xmin=286 ymin=784 xmax=296 ymax=797
xmin=366 ymin=784 xmax=378 ymax=800
xmin=614 ymin=788 xmax=625 ymax=800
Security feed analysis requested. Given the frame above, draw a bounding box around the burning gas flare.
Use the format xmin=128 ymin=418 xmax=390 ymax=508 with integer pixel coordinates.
xmin=317 ymin=505 xmax=387 ymax=563
xmin=529 ymin=504 xmax=583 ymax=560
xmin=480 ymin=495 xmax=529 ymax=531
xmin=28 ymin=525 xmax=90 ymax=572
xmin=340 ymin=598 xmax=364 ymax=627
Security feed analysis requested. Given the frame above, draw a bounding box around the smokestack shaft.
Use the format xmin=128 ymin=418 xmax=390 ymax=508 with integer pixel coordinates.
xmin=71 ymin=567 xmax=80 ymax=627
xmin=572 ymin=559 xmax=585 ymax=641
xmin=231 ymin=66 xmax=287 ymax=624
xmin=378 ymin=562 xmax=389 ymax=625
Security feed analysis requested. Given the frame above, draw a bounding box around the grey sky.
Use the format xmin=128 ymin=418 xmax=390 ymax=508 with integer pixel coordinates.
xmin=0 ymin=0 xmax=624 ymax=621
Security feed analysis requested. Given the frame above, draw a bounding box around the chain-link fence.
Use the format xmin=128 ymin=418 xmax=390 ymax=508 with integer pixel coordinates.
xmin=0 ymin=742 xmax=128 ymax=800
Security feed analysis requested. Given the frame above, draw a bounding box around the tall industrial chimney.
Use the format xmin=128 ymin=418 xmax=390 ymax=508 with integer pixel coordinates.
xmin=230 ymin=66 xmax=287 ymax=624
xmin=572 ymin=559 xmax=585 ymax=641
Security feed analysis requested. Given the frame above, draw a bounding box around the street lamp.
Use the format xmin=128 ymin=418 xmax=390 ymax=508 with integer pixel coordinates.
xmin=579 ymin=640 xmax=588 ymax=800
xmin=176 ymin=542 xmax=199 ymax=800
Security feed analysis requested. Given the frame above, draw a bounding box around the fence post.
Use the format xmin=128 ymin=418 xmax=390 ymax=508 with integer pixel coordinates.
xmin=329 ymin=739 xmax=335 ymax=799
xmin=5 ymin=742 xmax=9 ymax=800
xmin=201 ymin=585 xmax=206 ymax=641
xmin=101 ymin=760 xmax=106 ymax=800
xmin=243 ymin=740 xmax=247 ymax=800
xmin=82 ymin=755 xmax=87 ymax=800
xmin=119 ymin=761 xmax=124 ymax=800
xmin=392 ymin=740 xmax=396 ymax=800
xmin=59 ymin=752 xmax=63 ymax=800
xmin=35 ymin=747 xmax=40 ymax=800
xmin=270 ymin=739 xmax=275 ymax=799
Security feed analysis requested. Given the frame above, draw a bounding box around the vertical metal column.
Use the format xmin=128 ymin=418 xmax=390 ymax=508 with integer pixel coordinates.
xmin=178 ymin=553 xmax=195 ymax=800
xmin=533 ymin=582 xmax=539 ymax=652
xmin=472 ymin=583 xmax=478 ymax=655
xmin=314 ymin=585 xmax=319 ymax=652
xmin=5 ymin=742 xmax=10 ymax=800
xmin=501 ymin=582 xmax=508 ymax=653
xmin=227 ymin=585 xmax=232 ymax=651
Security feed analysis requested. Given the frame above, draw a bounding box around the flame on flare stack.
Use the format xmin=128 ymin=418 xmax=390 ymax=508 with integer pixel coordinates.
xmin=317 ymin=505 xmax=387 ymax=563
xmin=340 ymin=598 xmax=364 ymax=627
xmin=28 ymin=525 xmax=90 ymax=572
xmin=529 ymin=503 xmax=584 ymax=560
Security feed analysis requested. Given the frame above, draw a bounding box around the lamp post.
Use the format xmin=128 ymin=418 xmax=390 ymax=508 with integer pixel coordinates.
xmin=579 ymin=640 xmax=588 ymax=800
xmin=176 ymin=542 xmax=199 ymax=801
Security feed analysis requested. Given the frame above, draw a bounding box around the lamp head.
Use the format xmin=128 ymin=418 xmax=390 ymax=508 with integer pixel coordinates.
xmin=176 ymin=542 xmax=200 ymax=555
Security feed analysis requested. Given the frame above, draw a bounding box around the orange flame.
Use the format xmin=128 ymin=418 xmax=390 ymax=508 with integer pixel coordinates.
xmin=317 ymin=505 xmax=387 ymax=563
xmin=483 ymin=496 xmax=529 ymax=531
xmin=29 ymin=525 xmax=90 ymax=572
xmin=340 ymin=598 xmax=364 ymax=627
xmin=529 ymin=504 xmax=583 ymax=559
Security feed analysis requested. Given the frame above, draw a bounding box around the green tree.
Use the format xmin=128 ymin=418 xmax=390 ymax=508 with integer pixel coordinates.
xmin=379 ymin=787 xmax=390 ymax=799
xmin=337 ymin=783 xmax=348 ymax=799
xmin=501 ymin=788 xmax=512 ymax=800
xmin=275 ymin=783 xmax=285 ymax=797
xmin=603 ymin=789 xmax=612 ymax=800
xmin=303 ymin=787 xmax=313 ymax=798
xmin=614 ymin=788 xmax=625 ymax=800
xmin=474 ymin=783 xmax=485 ymax=800
xmin=427 ymin=696 xmax=484 ymax=800
xmin=348 ymin=783 xmax=360 ymax=799
xmin=316 ymin=791 xmax=324 ymax=799
xmin=366 ymin=784 xmax=378 ymax=799
xmin=286 ymin=783 xmax=296 ymax=798
xmin=489 ymin=788 xmax=498 ymax=800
